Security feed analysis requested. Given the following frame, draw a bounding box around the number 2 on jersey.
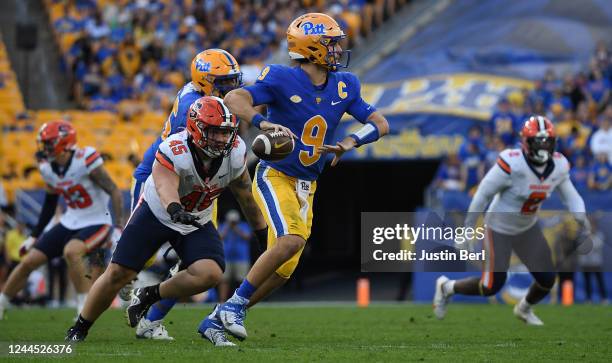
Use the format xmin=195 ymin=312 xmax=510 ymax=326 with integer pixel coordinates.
xmin=299 ymin=115 xmax=328 ymax=166
xmin=521 ymin=191 xmax=547 ymax=215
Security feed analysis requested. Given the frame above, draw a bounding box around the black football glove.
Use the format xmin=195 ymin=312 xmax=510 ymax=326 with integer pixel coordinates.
xmin=167 ymin=202 xmax=197 ymax=225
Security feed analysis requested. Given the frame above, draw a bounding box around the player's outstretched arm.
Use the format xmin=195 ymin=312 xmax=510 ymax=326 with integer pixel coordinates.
xmin=224 ymin=89 xmax=296 ymax=138
xmin=318 ymin=111 xmax=389 ymax=167
xmin=229 ymin=169 xmax=267 ymax=231
xmin=90 ymin=165 xmax=124 ymax=227
xmin=557 ymin=177 xmax=588 ymax=227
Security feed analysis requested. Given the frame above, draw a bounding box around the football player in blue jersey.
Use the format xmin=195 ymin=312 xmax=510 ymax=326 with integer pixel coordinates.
xmin=126 ymin=49 xmax=267 ymax=341
xmin=216 ymin=13 xmax=389 ymax=340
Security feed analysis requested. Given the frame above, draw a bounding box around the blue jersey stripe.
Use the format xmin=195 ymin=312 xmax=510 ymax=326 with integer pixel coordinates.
xmin=256 ymin=165 xmax=286 ymax=236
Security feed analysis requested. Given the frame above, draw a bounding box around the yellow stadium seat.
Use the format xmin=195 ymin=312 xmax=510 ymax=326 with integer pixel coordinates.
xmin=36 ymin=109 xmax=64 ymax=122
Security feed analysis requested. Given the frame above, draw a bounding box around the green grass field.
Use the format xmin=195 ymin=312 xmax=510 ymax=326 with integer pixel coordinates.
xmin=1 ymin=304 xmax=611 ymax=362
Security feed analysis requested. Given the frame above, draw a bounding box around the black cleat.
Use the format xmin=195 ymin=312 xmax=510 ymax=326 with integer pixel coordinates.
xmin=65 ymin=326 xmax=87 ymax=342
xmin=126 ymin=288 xmax=156 ymax=327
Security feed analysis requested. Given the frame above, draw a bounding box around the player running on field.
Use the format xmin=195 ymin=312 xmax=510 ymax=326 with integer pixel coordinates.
xmin=433 ymin=116 xmax=591 ymax=326
xmin=0 ymin=121 xmax=123 ymax=320
xmin=216 ymin=13 xmax=389 ymax=341
xmin=127 ymin=49 xmax=267 ymax=340
xmin=65 ymin=96 xmax=267 ymax=346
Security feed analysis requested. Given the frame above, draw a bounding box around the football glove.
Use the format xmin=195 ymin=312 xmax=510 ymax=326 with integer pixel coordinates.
xmin=167 ymin=202 xmax=198 ymax=225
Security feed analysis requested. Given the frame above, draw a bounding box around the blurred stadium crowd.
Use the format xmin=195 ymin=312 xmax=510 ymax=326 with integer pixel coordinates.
xmin=48 ymin=0 xmax=401 ymax=113
xmin=0 ymin=0 xmax=406 ymax=203
xmin=433 ymin=41 xmax=612 ymax=195
xmin=0 ymin=0 xmax=407 ymax=308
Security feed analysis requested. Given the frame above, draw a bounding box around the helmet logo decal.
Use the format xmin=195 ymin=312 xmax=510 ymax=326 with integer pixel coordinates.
xmin=302 ymin=22 xmax=326 ymax=35
xmin=195 ymin=59 xmax=211 ymax=72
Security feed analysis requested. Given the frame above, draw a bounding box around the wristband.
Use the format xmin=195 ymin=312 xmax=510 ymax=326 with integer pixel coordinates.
xmin=349 ymin=121 xmax=380 ymax=147
xmin=251 ymin=113 xmax=266 ymax=129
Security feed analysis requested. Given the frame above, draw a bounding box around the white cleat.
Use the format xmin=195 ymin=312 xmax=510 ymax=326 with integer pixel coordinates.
xmin=201 ymin=320 xmax=236 ymax=347
xmin=198 ymin=305 xmax=236 ymax=347
xmin=513 ymin=299 xmax=544 ymax=326
xmin=136 ymin=318 xmax=175 ymax=340
xmin=433 ymin=275 xmax=452 ymax=320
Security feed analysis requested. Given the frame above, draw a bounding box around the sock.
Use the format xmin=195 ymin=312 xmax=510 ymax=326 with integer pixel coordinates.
xmin=146 ymin=298 xmax=177 ymax=321
xmin=77 ymin=294 xmax=87 ymax=308
xmin=74 ymin=314 xmax=93 ymax=332
xmin=0 ymin=293 xmax=10 ymax=307
xmin=142 ymin=284 xmax=162 ymax=304
xmin=443 ymin=280 xmax=456 ymax=295
xmin=233 ymin=279 xmax=257 ymax=302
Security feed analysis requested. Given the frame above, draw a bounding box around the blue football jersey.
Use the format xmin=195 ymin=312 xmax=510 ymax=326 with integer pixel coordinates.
xmin=245 ymin=64 xmax=375 ymax=181
xmin=133 ymin=82 xmax=202 ymax=181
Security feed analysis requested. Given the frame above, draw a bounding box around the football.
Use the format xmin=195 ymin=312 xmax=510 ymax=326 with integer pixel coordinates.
xmin=252 ymin=130 xmax=295 ymax=161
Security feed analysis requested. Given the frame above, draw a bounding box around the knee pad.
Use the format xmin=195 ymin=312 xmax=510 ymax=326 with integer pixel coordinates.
xmin=532 ymin=272 xmax=556 ymax=290
xmin=480 ymin=272 xmax=507 ymax=296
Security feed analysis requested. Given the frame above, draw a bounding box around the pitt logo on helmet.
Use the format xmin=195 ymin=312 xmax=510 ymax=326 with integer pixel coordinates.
xmin=195 ymin=60 xmax=211 ymax=72
xmin=302 ymin=22 xmax=326 ymax=35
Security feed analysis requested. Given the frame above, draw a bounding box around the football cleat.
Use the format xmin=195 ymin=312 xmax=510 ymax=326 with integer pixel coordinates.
xmin=126 ymin=288 xmax=155 ymax=328
xmin=65 ymin=327 xmax=87 ymax=342
xmin=433 ymin=275 xmax=452 ymax=320
xmin=198 ymin=305 xmax=236 ymax=347
xmin=218 ymin=302 xmax=248 ymax=340
xmin=513 ymin=298 xmax=544 ymax=326
xmin=136 ymin=318 xmax=174 ymax=340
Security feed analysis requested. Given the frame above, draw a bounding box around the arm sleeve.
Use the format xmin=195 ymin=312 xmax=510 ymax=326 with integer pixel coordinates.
xmin=31 ymin=193 xmax=59 ymax=238
xmin=243 ymin=66 xmax=277 ymax=106
xmin=465 ymin=164 xmax=511 ymax=226
xmin=346 ymin=74 xmax=376 ymax=123
xmin=557 ymin=177 xmax=587 ymax=224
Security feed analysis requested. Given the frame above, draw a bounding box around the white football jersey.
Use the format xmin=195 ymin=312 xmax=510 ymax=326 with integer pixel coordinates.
xmin=39 ymin=147 xmax=112 ymax=229
xmin=469 ymin=148 xmax=584 ymax=235
xmin=143 ymin=131 xmax=247 ymax=234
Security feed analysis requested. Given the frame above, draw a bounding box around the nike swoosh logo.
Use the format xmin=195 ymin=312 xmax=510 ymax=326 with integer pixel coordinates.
xmin=218 ymin=173 xmax=228 ymax=178
xmin=331 ymin=100 xmax=342 ymax=106
xmin=274 ymin=141 xmax=290 ymax=148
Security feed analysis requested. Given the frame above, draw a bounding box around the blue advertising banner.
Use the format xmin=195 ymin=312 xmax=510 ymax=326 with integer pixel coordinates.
xmin=338 ymin=0 xmax=612 ymax=161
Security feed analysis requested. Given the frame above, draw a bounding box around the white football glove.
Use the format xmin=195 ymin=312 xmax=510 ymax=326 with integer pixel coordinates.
xmin=19 ymin=236 xmax=37 ymax=257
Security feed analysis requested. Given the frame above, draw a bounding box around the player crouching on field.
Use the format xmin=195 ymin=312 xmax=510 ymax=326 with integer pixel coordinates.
xmin=66 ymin=96 xmax=267 ymax=346
xmin=433 ymin=116 xmax=591 ymax=326
xmin=0 ymin=121 xmax=123 ymax=320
